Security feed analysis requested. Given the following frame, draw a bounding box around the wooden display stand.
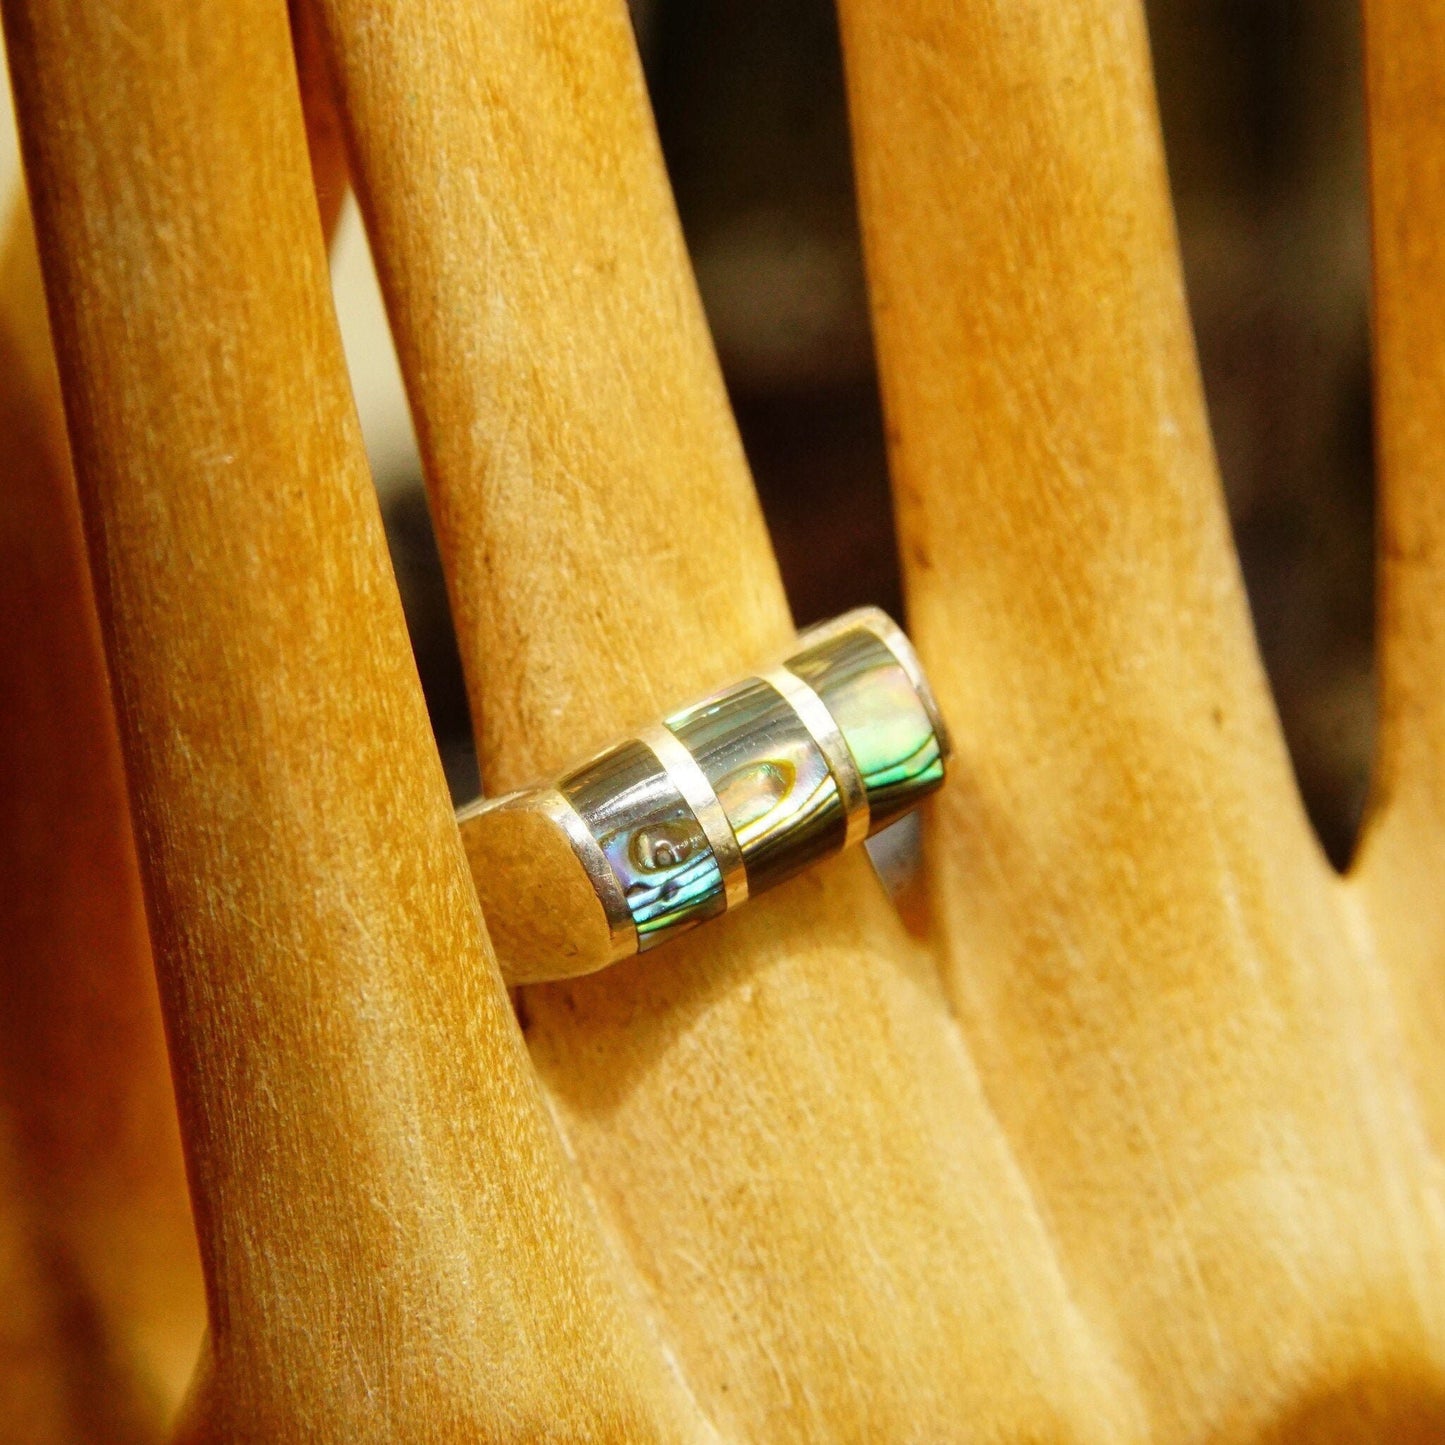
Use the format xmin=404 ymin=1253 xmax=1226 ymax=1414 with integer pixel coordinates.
xmin=0 ymin=0 xmax=1442 ymax=1438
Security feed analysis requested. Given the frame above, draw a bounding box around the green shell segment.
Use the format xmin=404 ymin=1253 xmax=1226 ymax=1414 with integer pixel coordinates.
xmin=560 ymin=738 xmax=725 ymax=950
xmin=666 ymin=678 xmax=846 ymax=896
xmin=785 ymin=627 xmax=945 ymax=833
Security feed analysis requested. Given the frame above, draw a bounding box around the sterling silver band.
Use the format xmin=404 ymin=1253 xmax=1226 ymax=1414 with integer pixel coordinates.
xmin=456 ymin=607 xmax=950 ymax=982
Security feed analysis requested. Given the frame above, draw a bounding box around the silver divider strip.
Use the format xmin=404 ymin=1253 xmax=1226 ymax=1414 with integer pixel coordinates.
xmin=761 ymin=663 xmax=871 ymax=850
xmin=638 ymin=723 xmax=749 ymax=911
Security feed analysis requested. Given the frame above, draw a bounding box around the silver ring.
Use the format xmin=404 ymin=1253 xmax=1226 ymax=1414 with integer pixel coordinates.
xmin=457 ymin=607 xmax=950 ymax=984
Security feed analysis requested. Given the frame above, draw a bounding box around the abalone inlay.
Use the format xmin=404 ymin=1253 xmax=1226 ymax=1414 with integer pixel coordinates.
xmin=666 ymin=678 xmax=846 ymax=895
xmin=785 ymin=626 xmax=944 ymax=833
xmin=560 ymin=738 xmax=725 ymax=951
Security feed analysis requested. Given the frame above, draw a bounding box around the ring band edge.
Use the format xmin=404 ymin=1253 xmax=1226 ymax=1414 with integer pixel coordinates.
xmin=639 ymin=724 xmax=750 ymax=911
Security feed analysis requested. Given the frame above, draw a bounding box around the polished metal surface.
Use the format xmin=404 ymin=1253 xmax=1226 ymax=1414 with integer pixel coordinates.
xmin=639 ymin=723 xmax=749 ymax=910
xmin=761 ymin=662 xmax=870 ymax=849
xmin=541 ymin=787 xmax=639 ymax=963
xmin=794 ymin=608 xmax=953 ymax=765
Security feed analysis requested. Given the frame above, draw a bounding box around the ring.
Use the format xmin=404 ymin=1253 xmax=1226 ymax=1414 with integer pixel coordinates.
xmin=456 ymin=607 xmax=950 ymax=984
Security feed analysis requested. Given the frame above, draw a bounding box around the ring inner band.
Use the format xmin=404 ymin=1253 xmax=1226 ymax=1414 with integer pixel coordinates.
xmin=761 ymin=663 xmax=870 ymax=849
xmin=639 ymin=723 xmax=750 ymax=911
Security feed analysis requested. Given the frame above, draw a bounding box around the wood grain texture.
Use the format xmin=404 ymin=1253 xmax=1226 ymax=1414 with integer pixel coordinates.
xmin=291 ymin=0 xmax=349 ymax=242
xmin=839 ymin=0 xmax=1445 ymax=1438
xmin=311 ymin=0 xmax=794 ymax=783
xmin=0 ymin=0 xmax=1441 ymax=1436
xmin=309 ymin=0 xmax=1143 ymax=1435
xmin=2 ymin=0 xmax=714 ymax=1436
xmin=1353 ymin=0 xmax=1445 ymax=1152
xmin=0 ymin=15 xmax=355 ymax=1435
xmin=0 ymin=201 xmax=203 ymax=1441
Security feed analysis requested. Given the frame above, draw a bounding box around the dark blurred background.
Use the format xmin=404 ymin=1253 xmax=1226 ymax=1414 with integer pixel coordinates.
xmin=380 ymin=0 xmax=1375 ymax=867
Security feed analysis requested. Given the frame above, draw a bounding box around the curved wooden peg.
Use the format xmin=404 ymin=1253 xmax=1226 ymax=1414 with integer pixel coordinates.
xmin=0 ymin=200 xmax=203 ymax=1441
xmin=308 ymin=0 xmax=1144 ymax=1434
xmin=1352 ymin=0 xmax=1445 ymax=1150
xmin=2 ymin=0 xmax=715 ymax=1435
xmin=0 ymin=14 xmax=367 ymax=1429
xmin=839 ymin=0 xmax=1445 ymax=1435
xmin=1360 ymin=0 xmax=1445 ymax=818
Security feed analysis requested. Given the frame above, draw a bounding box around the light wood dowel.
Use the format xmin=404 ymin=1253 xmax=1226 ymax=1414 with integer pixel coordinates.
xmin=840 ymin=0 xmax=1445 ymax=1436
xmin=0 ymin=202 xmax=203 ymax=1441
xmin=0 ymin=18 xmax=358 ymax=1431
xmin=2 ymin=0 xmax=715 ymax=1435
xmin=0 ymin=14 xmax=361 ymax=1434
xmin=292 ymin=0 xmax=349 ymax=241
xmin=1353 ymin=0 xmax=1445 ymax=1149
xmin=1361 ymin=0 xmax=1445 ymax=818
xmin=309 ymin=0 xmax=1145 ymax=1434
xmin=311 ymin=0 xmax=793 ymax=785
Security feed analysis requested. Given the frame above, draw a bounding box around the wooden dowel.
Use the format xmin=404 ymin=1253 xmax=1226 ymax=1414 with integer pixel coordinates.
xmin=1361 ymin=0 xmax=1445 ymax=818
xmin=0 ymin=199 xmax=203 ymax=1440
xmin=2 ymin=0 xmax=710 ymax=1433
xmin=309 ymin=0 xmax=1149 ymax=1434
xmin=308 ymin=0 xmax=793 ymax=789
xmin=840 ymin=0 xmax=1445 ymax=1434
xmin=1352 ymin=0 xmax=1445 ymax=1153
xmin=0 ymin=19 xmax=358 ymax=1430
xmin=292 ymin=0 xmax=349 ymax=241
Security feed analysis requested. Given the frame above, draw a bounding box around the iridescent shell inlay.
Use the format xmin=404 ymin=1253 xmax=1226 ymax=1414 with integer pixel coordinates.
xmin=560 ymin=739 xmax=725 ymax=950
xmin=544 ymin=609 xmax=946 ymax=960
xmin=786 ymin=627 xmax=945 ymax=833
xmin=666 ymin=678 xmax=846 ymax=895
